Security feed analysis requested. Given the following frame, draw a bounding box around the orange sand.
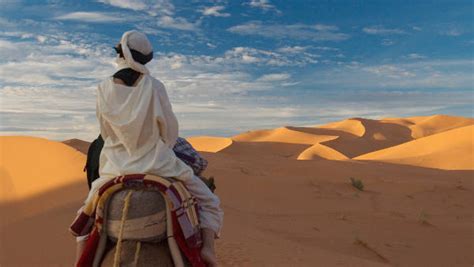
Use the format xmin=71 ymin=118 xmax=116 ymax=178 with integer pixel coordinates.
xmin=187 ymin=136 xmax=233 ymax=152
xmin=1 ymin=114 xmax=473 ymax=266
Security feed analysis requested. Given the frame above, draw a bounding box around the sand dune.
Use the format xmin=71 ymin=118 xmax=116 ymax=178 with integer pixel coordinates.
xmin=187 ymin=136 xmax=233 ymax=152
xmin=232 ymin=115 xmax=472 ymax=161
xmin=1 ymin=114 xmax=473 ymax=266
xmin=0 ymin=136 xmax=86 ymax=203
xmin=308 ymin=115 xmax=473 ymax=159
xmin=317 ymin=118 xmax=366 ymax=137
xmin=356 ymin=125 xmax=474 ymax=170
xmin=315 ymin=118 xmax=415 ymax=158
xmin=233 ymin=126 xmax=337 ymax=145
xmin=297 ymin=143 xmax=349 ymax=160
xmin=382 ymin=114 xmax=474 ymax=139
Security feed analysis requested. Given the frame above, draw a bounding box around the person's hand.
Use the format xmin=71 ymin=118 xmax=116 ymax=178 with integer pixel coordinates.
xmin=201 ymin=244 xmax=218 ymax=267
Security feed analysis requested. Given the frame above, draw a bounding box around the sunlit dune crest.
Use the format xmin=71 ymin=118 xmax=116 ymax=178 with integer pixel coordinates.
xmin=186 ymin=136 xmax=233 ymax=152
xmin=356 ymin=125 xmax=474 ymax=170
xmin=317 ymin=118 xmax=366 ymax=137
xmin=233 ymin=126 xmax=338 ymax=145
xmin=0 ymin=136 xmax=86 ymax=203
xmin=297 ymin=143 xmax=349 ymax=160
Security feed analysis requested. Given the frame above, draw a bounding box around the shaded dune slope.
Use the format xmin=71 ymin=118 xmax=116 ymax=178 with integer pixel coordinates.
xmin=316 ymin=118 xmax=414 ymax=158
xmin=63 ymin=138 xmax=91 ymax=154
xmin=0 ymin=136 xmax=86 ymax=203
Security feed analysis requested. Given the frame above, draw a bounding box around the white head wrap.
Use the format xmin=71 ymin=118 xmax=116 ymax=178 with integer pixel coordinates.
xmin=117 ymin=30 xmax=153 ymax=74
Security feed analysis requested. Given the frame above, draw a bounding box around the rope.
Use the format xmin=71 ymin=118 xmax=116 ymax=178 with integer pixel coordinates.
xmin=113 ymin=190 xmax=133 ymax=267
xmin=132 ymin=241 xmax=141 ymax=267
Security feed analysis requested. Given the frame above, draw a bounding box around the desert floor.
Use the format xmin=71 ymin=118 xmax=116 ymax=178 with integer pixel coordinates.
xmin=1 ymin=114 xmax=473 ymax=266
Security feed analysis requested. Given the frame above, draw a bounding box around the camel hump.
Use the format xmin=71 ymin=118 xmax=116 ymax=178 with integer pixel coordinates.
xmin=106 ymin=189 xmax=167 ymax=243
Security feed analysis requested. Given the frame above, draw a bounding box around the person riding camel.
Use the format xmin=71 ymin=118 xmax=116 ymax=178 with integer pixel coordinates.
xmin=73 ymin=30 xmax=223 ymax=266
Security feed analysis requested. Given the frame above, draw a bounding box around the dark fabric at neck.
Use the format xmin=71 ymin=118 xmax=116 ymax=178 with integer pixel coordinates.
xmin=113 ymin=68 xmax=141 ymax=86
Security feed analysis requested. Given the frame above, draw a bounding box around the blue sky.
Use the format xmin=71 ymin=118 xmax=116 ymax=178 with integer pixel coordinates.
xmin=0 ymin=0 xmax=472 ymax=140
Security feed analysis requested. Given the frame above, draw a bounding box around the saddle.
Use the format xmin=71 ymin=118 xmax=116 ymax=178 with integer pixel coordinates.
xmin=70 ymin=174 xmax=206 ymax=267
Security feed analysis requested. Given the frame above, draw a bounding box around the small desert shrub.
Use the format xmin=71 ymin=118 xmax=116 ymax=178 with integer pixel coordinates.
xmin=418 ymin=210 xmax=433 ymax=226
xmin=350 ymin=177 xmax=364 ymax=191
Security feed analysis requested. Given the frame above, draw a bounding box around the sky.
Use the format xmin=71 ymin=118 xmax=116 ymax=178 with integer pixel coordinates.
xmin=0 ymin=0 xmax=473 ymax=141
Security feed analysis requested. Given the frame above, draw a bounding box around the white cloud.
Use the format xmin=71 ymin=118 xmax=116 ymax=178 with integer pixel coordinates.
xmin=313 ymin=24 xmax=338 ymax=31
xmin=246 ymin=0 xmax=280 ymax=13
xmin=223 ymin=46 xmax=319 ymax=66
xmin=97 ymin=0 xmax=149 ymax=11
xmin=363 ymin=65 xmax=416 ymax=79
xmin=314 ymin=46 xmax=339 ymax=51
xmin=0 ymin=39 xmax=20 ymax=51
xmin=310 ymin=60 xmax=474 ymax=89
xmin=406 ymin=53 xmax=426 ymax=59
xmin=381 ymin=39 xmax=394 ymax=46
xmin=257 ymin=73 xmax=291 ymax=82
xmin=363 ymin=25 xmax=406 ymax=35
xmin=98 ymin=0 xmax=197 ymax=31
xmin=441 ymin=28 xmax=463 ymax=36
xmin=97 ymin=0 xmax=174 ymax=16
xmin=151 ymin=46 xmax=319 ymax=71
xmin=1 ymin=86 xmax=100 ymax=140
xmin=0 ymin=31 xmax=114 ymax=140
xmin=157 ymin=16 xmax=198 ymax=31
xmin=201 ymin=6 xmax=230 ymax=17
xmin=277 ymin=46 xmax=308 ymax=53
xmin=206 ymin=42 xmax=217 ymax=48
xmin=36 ymin=35 xmax=47 ymax=43
xmin=228 ymin=21 xmax=350 ymax=41
xmin=54 ymin=12 xmax=125 ymax=23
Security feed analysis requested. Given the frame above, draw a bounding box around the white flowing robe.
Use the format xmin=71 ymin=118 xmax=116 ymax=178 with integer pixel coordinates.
xmin=80 ymin=75 xmax=223 ymax=238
